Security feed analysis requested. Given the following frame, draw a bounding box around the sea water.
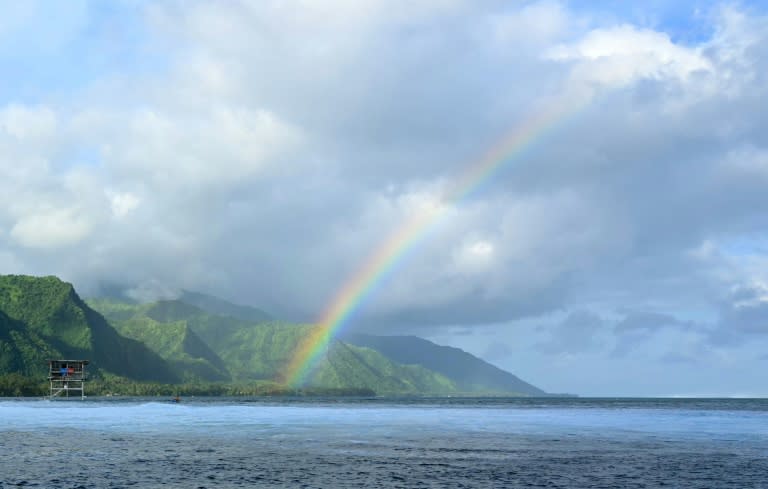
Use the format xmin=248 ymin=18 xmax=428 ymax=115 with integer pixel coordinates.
xmin=1 ymin=397 xmax=767 ymax=488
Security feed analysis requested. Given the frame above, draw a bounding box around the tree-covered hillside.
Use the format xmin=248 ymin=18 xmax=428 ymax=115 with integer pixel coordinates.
xmin=0 ymin=275 xmax=178 ymax=382
xmin=92 ymin=295 xmax=549 ymax=396
xmin=0 ymin=274 xmax=548 ymax=397
xmin=91 ymin=298 xmax=458 ymax=395
xmin=344 ymin=333 xmax=546 ymax=396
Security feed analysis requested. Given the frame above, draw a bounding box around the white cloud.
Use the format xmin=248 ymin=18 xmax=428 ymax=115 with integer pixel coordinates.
xmin=453 ymin=238 xmax=495 ymax=272
xmin=549 ymin=24 xmax=712 ymax=86
xmin=490 ymin=0 xmax=571 ymax=46
xmin=0 ymin=104 xmax=57 ymax=142
xmin=107 ymin=191 xmax=141 ymax=218
xmin=730 ymin=282 xmax=768 ymax=309
xmin=124 ymin=279 xmax=180 ymax=304
xmin=103 ymin=105 xmax=302 ymax=188
xmin=11 ymin=207 xmax=92 ymax=249
xmin=718 ymin=146 xmax=768 ymax=179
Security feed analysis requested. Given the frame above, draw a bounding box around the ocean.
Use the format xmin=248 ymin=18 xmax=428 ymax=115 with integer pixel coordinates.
xmin=1 ymin=397 xmax=767 ymax=488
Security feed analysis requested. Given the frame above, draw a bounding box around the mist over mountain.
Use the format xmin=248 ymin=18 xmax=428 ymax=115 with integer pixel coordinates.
xmin=178 ymin=291 xmax=272 ymax=323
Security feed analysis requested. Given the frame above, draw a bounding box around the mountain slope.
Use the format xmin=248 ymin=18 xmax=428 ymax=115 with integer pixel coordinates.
xmin=310 ymin=340 xmax=456 ymax=394
xmin=92 ymin=299 xmax=304 ymax=380
xmin=344 ymin=333 xmax=545 ymax=395
xmin=88 ymin=298 xmax=230 ymax=382
xmin=0 ymin=275 xmax=178 ymax=382
xmin=92 ymin=298 xmax=457 ymax=394
xmin=134 ymin=294 xmax=548 ymax=395
xmin=0 ymin=308 xmax=56 ymax=375
xmin=157 ymin=302 xmax=456 ymax=393
xmin=109 ymin=316 xmax=230 ymax=382
xmin=1 ymin=277 xmax=549 ymax=396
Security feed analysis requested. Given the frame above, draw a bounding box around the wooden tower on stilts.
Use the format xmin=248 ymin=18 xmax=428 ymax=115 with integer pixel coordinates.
xmin=48 ymin=360 xmax=89 ymax=399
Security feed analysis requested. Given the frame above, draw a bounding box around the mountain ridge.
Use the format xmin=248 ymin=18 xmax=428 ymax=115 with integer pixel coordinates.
xmin=0 ymin=274 xmax=551 ymax=397
xmin=343 ymin=333 xmax=545 ymax=396
xmin=93 ymin=298 xmax=460 ymax=395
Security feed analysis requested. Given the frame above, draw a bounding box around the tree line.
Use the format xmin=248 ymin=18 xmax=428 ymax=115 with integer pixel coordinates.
xmin=0 ymin=374 xmax=375 ymax=398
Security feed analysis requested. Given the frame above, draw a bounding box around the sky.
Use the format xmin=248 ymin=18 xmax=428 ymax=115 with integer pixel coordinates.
xmin=1 ymin=0 xmax=768 ymax=397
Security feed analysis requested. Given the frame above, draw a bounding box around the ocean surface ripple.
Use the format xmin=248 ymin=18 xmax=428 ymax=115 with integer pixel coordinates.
xmin=1 ymin=397 xmax=767 ymax=488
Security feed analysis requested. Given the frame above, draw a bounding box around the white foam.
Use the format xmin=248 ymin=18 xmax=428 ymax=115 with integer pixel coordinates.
xmin=1 ymin=401 xmax=766 ymax=441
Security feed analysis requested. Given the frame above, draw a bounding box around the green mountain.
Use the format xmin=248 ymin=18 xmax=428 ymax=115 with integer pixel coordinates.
xmin=92 ymin=298 xmax=457 ymax=395
xmin=87 ymin=299 xmax=229 ymax=382
xmin=125 ymin=295 xmax=548 ymax=396
xmin=156 ymin=292 xmax=547 ymax=396
xmin=343 ymin=333 xmax=546 ymax=396
xmin=92 ymin=298 xmax=306 ymax=381
xmin=0 ymin=275 xmax=178 ymax=382
xmin=0 ymin=308 xmax=50 ymax=374
xmin=0 ymin=274 xmax=549 ymax=396
xmin=311 ymin=340 xmax=456 ymax=394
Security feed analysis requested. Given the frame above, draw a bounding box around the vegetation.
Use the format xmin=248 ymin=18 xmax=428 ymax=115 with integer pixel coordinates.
xmin=310 ymin=340 xmax=456 ymax=394
xmin=86 ymin=376 xmax=376 ymax=397
xmin=0 ymin=275 xmax=178 ymax=382
xmin=343 ymin=333 xmax=546 ymax=396
xmin=1 ymin=274 xmax=546 ymax=397
xmin=93 ymin=298 xmax=458 ymax=395
xmin=96 ymin=313 xmax=230 ymax=382
xmin=0 ymin=275 xmax=92 ymax=352
xmin=0 ymin=373 xmax=373 ymax=398
xmin=87 ymin=377 xmax=374 ymax=397
xmin=0 ymin=373 xmax=47 ymax=397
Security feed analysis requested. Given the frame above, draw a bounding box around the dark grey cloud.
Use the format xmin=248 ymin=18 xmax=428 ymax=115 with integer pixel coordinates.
xmin=530 ymin=308 xmax=713 ymax=362
xmin=611 ymin=311 xmax=693 ymax=356
xmin=660 ymin=352 xmax=699 ymax=364
xmin=614 ymin=312 xmax=690 ymax=333
xmin=536 ymin=310 xmax=605 ymax=354
xmin=709 ymin=285 xmax=768 ymax=345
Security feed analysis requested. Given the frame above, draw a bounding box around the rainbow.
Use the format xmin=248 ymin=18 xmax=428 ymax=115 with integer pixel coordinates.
xmin=283 ymin=92 xmax=590 ymax=386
